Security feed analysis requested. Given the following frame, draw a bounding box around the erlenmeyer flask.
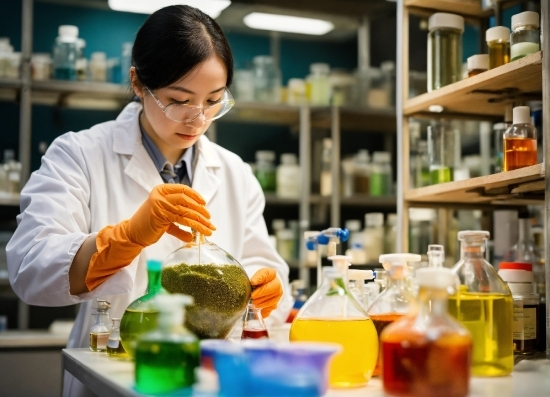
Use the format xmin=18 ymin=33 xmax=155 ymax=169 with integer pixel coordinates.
xmin=289 ymin=265 xmax=378 ymax=388
xmin=241 ymin=301 xmax=269 ymax=339
xmin=161 ymin=230 xmax=252 ymax=339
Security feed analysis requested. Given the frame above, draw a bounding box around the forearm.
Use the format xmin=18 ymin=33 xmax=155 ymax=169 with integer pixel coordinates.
xmin=69 ymin=235 xmax=98 ymax=295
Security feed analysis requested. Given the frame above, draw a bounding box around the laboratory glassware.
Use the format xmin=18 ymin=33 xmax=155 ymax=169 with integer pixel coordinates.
xmin=428 ymin=119 xmax=459 ymax=184
xmin=510 ymin=11 xmax=540 ymax=61
xmin=255 ymin=150 xmax=276 ymax=192
xmin=107 ymin=318 xmax=127 ymax=357
xmin=253 ymin=55 xmax=281 ymax=103
xmin=467 ymin=54 xmax=488 ymax=77
xmin=486 ymin=26 xmax=510 ymax=69
xmin=241 ymin=301 xmax=269 ymax=339
xmin=89 ymin=299 xmax=111 ymax=352
xmin=52 ymin=25 xmax=78 ymax=80
xmin=502 ymin=106 xmax=538 ymax=171
xmin=348 ymin=269 xmax=375 ymax=311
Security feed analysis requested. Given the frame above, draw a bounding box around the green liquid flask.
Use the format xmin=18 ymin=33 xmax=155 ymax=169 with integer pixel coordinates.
xmin=135 ymin=293 xmax=200 ymax=394
xmin=120 ymin=259 xmax=163 ymax=358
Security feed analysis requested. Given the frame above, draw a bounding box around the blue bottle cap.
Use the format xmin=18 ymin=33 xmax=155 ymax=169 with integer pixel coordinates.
xmin=317 ymin=234 xmax=330 ymax=245
xmin=147 ymin=259 xmax=162 ymax=272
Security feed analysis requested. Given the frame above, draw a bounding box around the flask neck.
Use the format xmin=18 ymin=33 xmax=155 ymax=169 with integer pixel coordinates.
xmin=147 ymin=268 xmax=162 ymax=295
xmin=95 ymin=312 xmax=110 ymax=326
xmin=518 ymin=218 xmax=532 ymax=242
xmin=192 ymin=229 xmax=207 ymax=244
xmin=460 ymin=242 xmax=485 ymax=259
xmin=416 ymin=286 xmax=449 ymax=317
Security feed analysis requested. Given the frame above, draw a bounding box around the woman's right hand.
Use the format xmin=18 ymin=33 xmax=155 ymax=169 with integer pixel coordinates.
xmin=125 ymin=184 xmax=215 ymax=246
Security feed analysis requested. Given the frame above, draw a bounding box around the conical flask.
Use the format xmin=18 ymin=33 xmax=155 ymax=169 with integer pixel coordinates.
xmin=161 ymin=230 xmax=252 ymax=339
xmin=449 ymin=230 xmax=513 ymax=376
xmin=367 ymin=253 xmax=421 ymax=376
xmin=289 ymin=261 xmax=378 ymax=388
xmin=241 ymin=301 xmax=269 ymax=340
xmin=120 ymin=259 xmax=163 ymax=358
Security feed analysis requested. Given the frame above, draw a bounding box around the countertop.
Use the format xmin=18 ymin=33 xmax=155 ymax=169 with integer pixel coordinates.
xmin=0 ymin=330 xmax=69 ymax=348
xmin=63 ymin=348 xmax=550 ymax=397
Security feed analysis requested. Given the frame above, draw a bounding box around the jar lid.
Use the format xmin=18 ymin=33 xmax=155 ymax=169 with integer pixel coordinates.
xmin=416 ymin=267 xmax=456 ymax=289
xmin=277 ymin=229 xmax=295 ymax=239
xmin=513 ymin=106 xmax=531 ymax=124
xmin=511 ymin=11 xmax=539 ymax=30
xmin=428 ymin=13 xmax=464 ymax=33
xmin=280 ymin=153 xmax=297 ymax=165
xmin=486 ymin=26 xmax=510 ymax=42
xmin=499 ymin=262 xmax=532 ymax=271
xmin=457 ymin=230 xmax=490 ymax=240
xmin=467 ymin=54 xmax=489 ymax=71
xmin=386 ymin=213 xmax=397 ymax=226
xmin=255 ymin=150 xmax=275 ymax=161
xmin=365 ymin=212 xmax=384 ymax=227
xmin=345 ymin=219 xmax=361 ymax=232
xmin=372 ymin=151 xmax=390 ymax=163
xmin=58 ymin=25 xmax=79 ymax=38
xmin=310 ymin=63 xmax=330 ymax=74
xmin=288 ymin=78 xmax=305 ymax=89
xmin=498 ymin=268 xmax=534 ymax=283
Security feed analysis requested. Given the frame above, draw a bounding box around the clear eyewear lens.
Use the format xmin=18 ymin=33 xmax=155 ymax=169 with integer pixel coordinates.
xmin=165 ymin=90 xmax=235 ymax=123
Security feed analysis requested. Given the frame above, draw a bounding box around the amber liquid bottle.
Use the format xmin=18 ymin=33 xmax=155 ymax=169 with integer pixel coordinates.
xmin=502 ymin=106 xmax=538 ymax=171
xmin=486 ymin=26 xmax=511 ymax=69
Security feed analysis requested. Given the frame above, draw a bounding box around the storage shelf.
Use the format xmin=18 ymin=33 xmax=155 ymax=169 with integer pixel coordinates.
xmin=405 ymin=163 xmax=545 ymax=207
xmin=0 ymin=78 xmax=22 ymax=89
xmin=0 ymin=192 xmax=20 ymax=207
xmin=405 ymin=0 xmax=490 ymax=17
xmin=265 ymin=193 xmax=397 ymax=208
xmin=404 ymin=51 xmax=542 ymax=119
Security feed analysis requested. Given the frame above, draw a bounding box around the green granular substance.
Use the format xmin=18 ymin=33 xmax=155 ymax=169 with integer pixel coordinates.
xmin=161 ymin=263 xmax=252 ymax=339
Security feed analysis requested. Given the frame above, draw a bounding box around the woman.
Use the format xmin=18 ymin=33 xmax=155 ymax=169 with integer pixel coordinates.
xmin=7 ymin=5 xmax=292 ymax=396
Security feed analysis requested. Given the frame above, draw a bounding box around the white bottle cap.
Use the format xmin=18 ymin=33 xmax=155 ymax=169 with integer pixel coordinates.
xmin=511 ymin=11 xmax=539 ymax=30
xmin=379 ymin=253 xmax=421 ymax=279
xmin=58 ymin=25 xmax=79 ymax=38
xmin=416 ymin=267 xmax=456 ymax=289
xmin=280 ymin=153 xmax=297 ymax=165
xmin=486 ymin=26 xmax=510 ymax=43
xmin=428 ymin=13 xmax=464 ymax=33
xmin=256 ymin=150 xmax=275 ymax=162
xmin=323 ymin=138 xmax=332 ymax=149
xmin=498 ymin=269 xmax=534 ymax=283
xmin=513 ymin=106 xmax=531 ymax=125
xmin=288 ymin=78 xmax=305 ymax=90
xmin=310 ymin=63 xmax=330 ymax=74
xmin=345 ymin=219 xmax=361 ymax=232
xmin=91 ymin=52 xmax=107 ymax=61
xmin=386 ymin=214 xmax=397 ymax=226
xmin=272 ymin=218 xmax=285 ymax=231
xmin=373 ymin=151 xmax=390 ymax=163
xmin=328 ymin=255 xmax=352 ymax=276
xmin=467 ymin=54 xmax=489 ymax=71
xmin=365 ymin=212 xmax=384 ymax=227
xmin=348 ymin=269 xmax=374 ymax=281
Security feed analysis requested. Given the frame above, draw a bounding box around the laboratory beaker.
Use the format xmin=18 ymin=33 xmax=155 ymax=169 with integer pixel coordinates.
xmin=428 ymin=119 xmax=459 ymax=184
xmin=241 ymin=302 xmax=269 ymax=340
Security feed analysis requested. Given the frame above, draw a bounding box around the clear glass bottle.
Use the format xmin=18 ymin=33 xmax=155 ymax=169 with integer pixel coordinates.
xmin=414 ymin=140 xmax=430 ymax=188
xmin=107 ymin=318 xmax=127 ymax=357
xmin=276 ymin=153 xmax=300 ymax=199
xmin=493 ymin=122 xmax=509 ymax=173
xmin=89 ymin=51 xmax=107 ymax=82
xmin=121 ymin=42 xmax=133 ymax=85
xmin=348 ymin=269 xmax=375 ymax=311
xmin=320 ymin=138 xmax=332 ymax=196
xmin=241 ymin=301 xmax=269 ymax=339
xmin=369 ymin=152 xmax=392 ymax=196
xmin=161 ymin=231 xmax=252 ymax=340
xmin=467 ymin=54 xmax=489 ymax=77
xmin=254 ymin=150 xmax=276 ymax=192
xmin=253 ymin=55 xmax=281 ymax=103
xmin=89 ymin=299 xmax=111 ymax=352
xmin=363 ymin=213 xmax=384 ymax=264
xmin=353 ymin=149 xmax=370 ymax=194
xmin=52 ymin=25 xmax=78 ymax=81
xmin=502 ymin=106 xmax=538 ymax=171
xmin=427 ymin=13 xmax=464 ymax=91
xmin=486 ymin=26 xmax=510 ymax=69
xmin=120 ymin=259 xmax=163 ymax=358
xmin=428 ymin=119 xmax=458 ymax=184
xmin=75 ymin=38 xmax=87 ymax=81
xmin=367 ymin=253 xmax=421 ymax=377
xmin=384 ymin=214 xmax=397 ymax=254
xmin=307 ymin=63 xmax=331 ymax=105
xmin=290 ymin=265 xmax=378 ymax=388
xmin=449 ymin=231 xmax=514 ymax=376
xmin=135 ymin=294 xmax=200 ymax=394
xmin=381 ymin=267 xmax=472 ymax=397
xmin=427 ymin=244 xmax=444 ymax=267
xmin=510 ymin=11 xmax=540 ymax=61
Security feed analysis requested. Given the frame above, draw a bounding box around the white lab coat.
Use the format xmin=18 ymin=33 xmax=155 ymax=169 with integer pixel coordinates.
xmin=6 ymin=102 xmax=293 ymax=397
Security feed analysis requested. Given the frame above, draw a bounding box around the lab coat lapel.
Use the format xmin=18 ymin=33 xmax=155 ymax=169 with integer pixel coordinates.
xmin=192 ymin=135 xmax=221 ymax=205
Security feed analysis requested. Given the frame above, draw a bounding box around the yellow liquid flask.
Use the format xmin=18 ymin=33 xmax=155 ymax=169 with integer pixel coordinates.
xmin=290 ymin=256 xmax=378 ymax=388
xmin=448 ymin=231 xmax=514 ymax=377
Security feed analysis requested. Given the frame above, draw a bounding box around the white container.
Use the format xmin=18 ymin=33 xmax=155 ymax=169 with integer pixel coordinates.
xmin=320 ymin=138 xmax=332 ymax=196
xmin=31 ymin=53 xmax=52 ymax=80
xmin=89 ymin=51 xmax=107 ymax=82
xmin=276 ymin=228 xmax=296 ymax=262
xmin=287 ymin=78 xmax=306 ymax=105
xmin=0 ymin=39 xmax=13 ymax=78
xmin=52 ymin=25 xmax=79 ymax=80
xmin=233 ymin=69 xmax=255 ymax=102
xmin=5 ymin=52 xmax=21 ymax=79
xmin=307 ymin=63 xmax=330 ymax=105
xmin=363 ymin=212 xmax=384 ymax=263
xmin=276 ymin=153 xmax=300 ymax=199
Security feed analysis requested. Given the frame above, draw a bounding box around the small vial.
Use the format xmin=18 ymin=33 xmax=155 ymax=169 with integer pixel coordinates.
xmin=486 ymin=26 xmax=510 ymax=69
xmin=467 ymin=54 xmax=489 ymax=77
xmin=503 ymin=106 xmax=538 ymax=171
xmin=107 ymin=318 xmax=128 ymax=357
xmin=510 ymin=11 xmax=540 ymax=61
xmin=89 ymin=299 xmax=111 ymax=352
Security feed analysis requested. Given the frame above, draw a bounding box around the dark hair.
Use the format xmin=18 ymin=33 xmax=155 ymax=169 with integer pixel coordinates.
xmin=132 ymin=5 xmax=233 ymax=89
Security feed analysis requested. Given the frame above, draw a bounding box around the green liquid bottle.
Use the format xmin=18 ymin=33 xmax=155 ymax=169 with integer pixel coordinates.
xmin=429 ymin=165 xmax=453 ymax=184
xmin=135 ymin=294 xmax=200 ymax=394
xmin=120 ymin=259 xmax=163 ymax=358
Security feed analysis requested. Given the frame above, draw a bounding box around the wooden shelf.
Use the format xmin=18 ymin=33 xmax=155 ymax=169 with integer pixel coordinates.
xmin=264 ymin=193 xmax=397 ymax=208
xmin=404 ymin=51 xmax=542 ymax=119
xmin=0 ymin=192 xmax=20 ymax=207
xmin=405 ymin=0 xmax=489 ymax=17
xmin=405 ymin=163 xmax=545 ymax=207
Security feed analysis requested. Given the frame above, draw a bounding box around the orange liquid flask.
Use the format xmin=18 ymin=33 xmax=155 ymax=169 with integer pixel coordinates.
xmin=502 ymin=106 xmax=538 ymax=171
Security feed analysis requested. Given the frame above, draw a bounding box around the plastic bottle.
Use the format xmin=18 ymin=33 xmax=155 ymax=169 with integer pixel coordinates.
xmin=52 ymin=25 xmax=78 ymax=80
xmin=449 ymin=230 xmax=514 ymax=376
xmin=308 ymin=63 xmax=331 ymax=105
xmin=254 ymin=150 xmax=276 ymax=192
xmin=427 ymin=13 xmax=464 ymax=91
xmin=320 ymin=138 xmax=332 ymax=196
xmin=107 ymin=318 xmax=127 ymax=357
xmin=276 ymin=153 xmax=300 ymax=198
xmin=89 ymin=51 xmax=107 ymax=82
xmin=89 ymin=299 xmax=111 ymax=352
xmin=381 ymin=267 xmax=472 ymax=397
xmin=502 ymin=106 xmax=538 ymax=171
xmin=287 ymin=78 xmax=307 ymax=105
xmin=467 ymin=54 xmax=489 ymax=77
xmin=369 ymin=152 xmax=392 ymax=196
xmin=344 ymin=219 xmax=367 ymax=264
xmin=367 ymin=253 xmax=422 ymax=376
xmin=353 ymin=150 xmax=370 ymax=194
xmin=363 ymin=213 xmax=384 ymax=263
xmin=348 ymin=269 xmax=375 ymax=311
xmin=384 ymin=214 xmax=397 ymax=253
xmin=510 ymin=11 xmax=540 ymax=61
xmin=486 ymin=26 xmax=510 ymax=69
xmin=241 ymin=301 xmax=269 ymax=339
xmin=31 ymin=53 xmax=52 ymax=80
xmin=135 ymin=294 xmax=200 ymax=394
xmin=498 ymin=262 xmax=539 ymax=355
xmin=289 ymin=264 xmax=378 ymax=388
xmin=253 ymin=55 xmax=281 ymax=103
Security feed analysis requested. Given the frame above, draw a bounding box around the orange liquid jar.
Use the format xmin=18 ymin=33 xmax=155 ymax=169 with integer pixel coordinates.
xmin=502 ymin=106 xmax=538 ymax=171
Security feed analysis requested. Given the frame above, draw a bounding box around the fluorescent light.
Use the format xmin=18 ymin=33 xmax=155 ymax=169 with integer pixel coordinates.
xmin=108 ymin=0 xmax=231 ymax=18
xmin=243 ymin=12 xmax=334 ymax=35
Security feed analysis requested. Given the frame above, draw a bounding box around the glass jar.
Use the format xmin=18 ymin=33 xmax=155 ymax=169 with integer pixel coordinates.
xmin=493 ymin=122 xmax=509 ymax=173
xmin=89 ymin=51 xmax=107 ymax=82
xmin=161 ymin=231 xmax=252 ymax=339
xmin=52 ymin=25 xmax=79 ymax=81
xmin=449 ymin=231 xmax=514 ymax=376
xmin=276 ymin=153 xmax=300 ymax=199
xmin=287 ymin=78 xmax=307 ymax=105
xmin=510 ymin=11 xmax=540 ymax=61
xmin=353 ymin=150 xmax=370 ymax=194
xmin=307 ymin=63 xmax=331 ymax=105
xmin=253 ymin=55 xmax=281 ymax=103
xmin=428 ymin=119 xmax=459 ymax=184
xmin=427 ymin=13 xmax=464 ymax=91
xmin=369 ymin=151 xmax=392 ymax=196
xmin=486 ymin=26 xmax=510 ymax=69
xmin=31 ymin=53 xmax=52 ymax=80
xmin=89 ymin=299 xmax=111 ymax=352
xmin=254 ymin=150 xmax=276 ymax=192
xmin=502 ymin=106 xmax=538 ymax=171
xmin=467 ymin=54 xmax=488 ymax=77
xmin=289 ymin=266 xmax=378 ymax=388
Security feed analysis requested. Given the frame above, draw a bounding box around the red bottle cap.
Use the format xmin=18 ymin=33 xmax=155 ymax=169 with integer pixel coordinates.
xmin=499 ymin=262 xmax=532 ymax=271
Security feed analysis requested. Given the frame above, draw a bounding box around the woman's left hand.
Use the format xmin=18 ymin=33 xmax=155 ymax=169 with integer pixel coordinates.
xmin=250 ymin=268 xmax=283 ymax=318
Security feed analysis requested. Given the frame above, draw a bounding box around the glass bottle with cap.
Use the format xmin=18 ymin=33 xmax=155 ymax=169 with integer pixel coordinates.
xmin=486 ymin=26 xmax=510 ymax=69
xmin=363 ymin=213 xmax=384 ymax=263
xmin=427 ymin=244 xmax=445 ymax=267
xmin=107 ymin=318 xmax=127 ymax=357
xmin=307 ymin=63 xmax=331 ymax=105
xmin=52 ymin=25 xmax=79 ymax=80
xmin=89 ymin=299 xmax=112 ymax=352
xmin=498 ymin=262 xmax=539 ymax=355
xmin=367 ymin=253 xmax=422 ymax=377
xmin=427 ymin=13 xmax=464 ymax=91
xmin=348 ymin=269 xmax=375 ymax=311
xmin=502 ymin=106 xmax=538 ymax=171
xmin=135 ymin=294 xmax=200 ymax=394
xmin=384 ymin=214 xmax=398 ymax=253
xmin=290 ymin=255 xmax=378 ymax=388
xmin=253 ymin=55 xmax=281 ymax=103
xmin=449 ymin=230 xmax=513 ymax=376
xmin=510 ymin=11 xmax=540 ymax=61
xmin=276 ymin=153 xmax=300 ymax=199
xmin=467 ymin=54 xmax=489 ymax=77
xmin=381 ymin=267 xmax=472 ymax=397
xmin=254 ymin=150 xmax=277 ymax=192
xmin=428 ymin=119 xmax=459 ymax=184
xmin=369 ymin=152 xmax=392 ymax=196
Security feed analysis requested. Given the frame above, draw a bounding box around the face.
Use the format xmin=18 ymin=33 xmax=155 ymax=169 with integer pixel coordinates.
xmin=132 ymin=56 xmax=228 ymax=163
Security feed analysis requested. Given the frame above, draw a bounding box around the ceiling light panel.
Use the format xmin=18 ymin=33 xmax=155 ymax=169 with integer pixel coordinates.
xmin=243 ymin=12 xmax=334 ymax=35
xmin=108 ymin=0 xmax=231 ymax=18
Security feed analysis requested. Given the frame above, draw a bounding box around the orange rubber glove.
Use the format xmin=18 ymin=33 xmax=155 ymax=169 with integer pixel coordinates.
xmin=250 ymin=268 xmax=283 ymax=318
xmin=85 ymin=184 xmax=215 ymax=291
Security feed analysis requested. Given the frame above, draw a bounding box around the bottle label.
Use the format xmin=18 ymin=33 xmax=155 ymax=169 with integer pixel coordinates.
xmin=513 ymin=307 xmax=537 ymax=340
